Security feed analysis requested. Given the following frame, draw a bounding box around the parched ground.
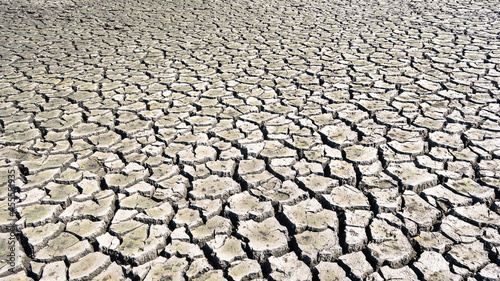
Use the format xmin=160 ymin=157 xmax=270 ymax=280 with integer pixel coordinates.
xmin=0 ymin=0 xmax=499 ymax=280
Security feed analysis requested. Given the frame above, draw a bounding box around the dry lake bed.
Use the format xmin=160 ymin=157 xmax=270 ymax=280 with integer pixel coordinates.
xmin=0 ymin=0 xmax=499 ymax=280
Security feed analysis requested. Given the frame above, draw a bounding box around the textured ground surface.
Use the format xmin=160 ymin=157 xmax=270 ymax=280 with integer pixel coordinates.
xmin=0 ymin=0 xmax=500 ymax=280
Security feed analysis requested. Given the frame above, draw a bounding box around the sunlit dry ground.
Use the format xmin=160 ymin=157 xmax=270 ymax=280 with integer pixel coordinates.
xmin=0 ymin=0 xmax=499 ymax=280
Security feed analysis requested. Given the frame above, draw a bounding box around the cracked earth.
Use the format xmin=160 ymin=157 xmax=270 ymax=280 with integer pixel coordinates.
xmin=0 ymin=0 xmax=500 ymax=280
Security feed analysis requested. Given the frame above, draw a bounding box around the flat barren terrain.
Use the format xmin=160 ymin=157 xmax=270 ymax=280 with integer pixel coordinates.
xmin=0 ymin=0 xmax=499 ymax=280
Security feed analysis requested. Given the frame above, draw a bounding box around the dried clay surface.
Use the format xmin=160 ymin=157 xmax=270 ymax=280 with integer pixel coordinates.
xmin=0 ymin=0 xmax=499 ymax=280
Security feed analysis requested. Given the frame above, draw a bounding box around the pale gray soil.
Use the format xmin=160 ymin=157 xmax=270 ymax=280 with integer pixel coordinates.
xmin=0 ymin=0 xmax=499 ymax=280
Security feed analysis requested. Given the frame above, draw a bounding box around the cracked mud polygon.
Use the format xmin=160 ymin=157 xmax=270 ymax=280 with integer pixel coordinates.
xmin=0 ymin=0 xmax=499 ymax=280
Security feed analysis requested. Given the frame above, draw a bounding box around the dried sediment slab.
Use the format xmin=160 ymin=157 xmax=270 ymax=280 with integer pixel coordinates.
xmin=237 ymin=159 xmax=267 ymax=176
xmin=440 ymin=215 xmax=483 ymax=244
xmin=206 ymin=160 xmax=236 ymax=177
xmin=21 ymin=223 xmax=65 ymax=253
xmin=421 ymin=185 xmax=473 ymax=210
xmin=413 ymin=251 xmax=462 ymax=281
xmin=413 ymin=231 xmax=453 ymax=254
xmin=314 ymin=262 xmax=348 ymax=280
xmin=66 ymin=219 xmax=107 ymax=241
xmin=206 ymin=236 xmax=247 ymax=268
xmin=282 ymin=198 xmax=339 ymax=233
xmin=58 ymin=190 xmax=116 ymax=222
xmin=321 ymin=185 xmax=371 ymax=211
xmin=191 ymin=199 xmax=223 ymax=221
xmin=104 ymin=170 xmax=148 ymax=192
xmin=295 ymin=229 xmax=342 ymax=265
xmin=398 ymin=190 xmax=442 ymax=231
xmin=338 ymin=251 xmax=374 ymax=280
xmin=297 ymin=174 xmax=339 ymax=196
xmin=190 ymin=175 xmax=241 ymax=201
xmin=379 ymin=266 xmax=419 ymax=280
xmin=165 ymin=240 xmax=204 ymax=260
xmin=3 ymin=0 xmax=500 ymax=279
xmin=259 ymin=140 xmax=297 ymax=160
xmin=476 ymin=263 xmax=500 ymax=281
xmin=194 ymin=270 xmax=227 ymax=281
xmin=319 ymin=124 xmax=358 ymax=148
xmin=189 ymin=216 xmax=233 ymax=245
xmin=93 ymin=262 xmax=127 ymax=281
xmin=366 ymin=237 xmax=415 ymax=269
xmin=268 ymin=252 xmax=312 ymax=281
xmin=139 ymin=256 xmax=189 ymax=281
xmin=328 ymin=160 xmax=356 ymax=186
xmin=366 ymin=218 xmax=415 ymax=269
xmin=39 ymin=261 xmax=66 ymax=281
xmin=186 ymin=258 xmax=212 ymax=280
xmin=343 ymin=145 xmax=379 ymax=165
xmin=429 ymin=131 xmax=465 ymax=151
xmin=366 ymin=186 xmax=402 ymax=213
xmin=178 ymin=145 xmax=217 ymax=165
xmin=386 ymin=162 xmax=438 ymax=192
xmin=444 ymin=178 xmax=495 ymax=204
xmin=34 ymin=232 xmax=92 ymax=263
xmin=17 ymin=204 xmax=62 ymax=228
xmin=237 ymin=217 xmax=289 ymax=262
xmin=225 ymin=191 xmax=274 ymax=222
xmin=451 ymin=204 xmax=500 ymax=229
xmin=249 ymin=179 xmax=308 ymax=206
xmin=102 ymin=223 xmax=168 ymax=265
xmin=227 ymin=259 xmax=263 ymax=281
xmin=445 ymin=240 xmax=490 ymax=273
xmin=68 ymin=252 xmax=111 ymax=281
xmin=0 ymin=233 xmax=30 ymax=278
